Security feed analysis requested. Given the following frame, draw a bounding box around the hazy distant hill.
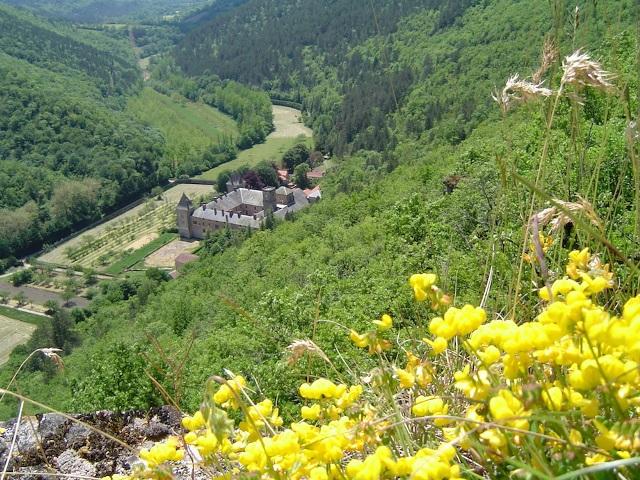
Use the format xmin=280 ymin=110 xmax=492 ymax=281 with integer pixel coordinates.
xmin=0 ymin=0 xmax=215 ymax=22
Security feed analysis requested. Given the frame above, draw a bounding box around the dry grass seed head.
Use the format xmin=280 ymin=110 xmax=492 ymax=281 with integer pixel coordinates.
xmin=286 ymin=339 xmax=330 ymax=366
xmin=529 ymin=196 xmax=603 ymax=234
xmin=492 ymin=74 xmax=552 ymax=113
xmin=561 ymin=49 xmax=614 ymax=90
xmin=532 ymin=37 xmax=558 ymax=84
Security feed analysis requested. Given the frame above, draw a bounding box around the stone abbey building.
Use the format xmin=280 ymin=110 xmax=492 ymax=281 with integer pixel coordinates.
xmin=177 ymin=186 xmax=320 ymax=239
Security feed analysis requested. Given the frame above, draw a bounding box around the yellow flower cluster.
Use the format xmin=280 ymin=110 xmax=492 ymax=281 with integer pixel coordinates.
xmin=409 ymin=273 xmax=451 ymax=308
xmin=127 ymin=248 xmax=640 ymax=479
xmin=139 ymin=437 xmax=184 ymax=467
xmin=349 ymin=314 xmax=393 ymax=354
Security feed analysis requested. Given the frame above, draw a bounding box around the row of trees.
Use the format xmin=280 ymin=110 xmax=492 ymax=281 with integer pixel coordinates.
xmin=215 ymin=143 xmax=317 ymax=192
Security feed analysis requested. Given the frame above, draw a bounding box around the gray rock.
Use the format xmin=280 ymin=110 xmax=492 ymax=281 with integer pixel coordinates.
xmin=64 ymin=423 xmax=92 ymax=449
xmin=15 ymin=417 xmax=40 ymax=455
xmin=56 ymin=449 xmax=96 ymax=479
xmin=38 ymin=414 xmax=67 ymax=441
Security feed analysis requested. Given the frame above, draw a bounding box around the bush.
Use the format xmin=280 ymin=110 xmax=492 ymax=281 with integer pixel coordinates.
xmin=11 ymin=268 xmax=33 ymax=286
xmin=133 ymin=249 xmax=640 ymax=479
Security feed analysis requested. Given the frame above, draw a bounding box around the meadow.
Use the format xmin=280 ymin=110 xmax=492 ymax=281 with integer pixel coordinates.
xmin=0 ymin=307 xmax=43 ymax=365
xmin=197 ymin=105 xmax=313 ymax=181
xmin=127 ymin=87 xmax=238 ymax=159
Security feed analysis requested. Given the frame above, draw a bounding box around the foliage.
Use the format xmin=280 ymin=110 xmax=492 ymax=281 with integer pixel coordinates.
xmin=282 ymin=143 xmax=311 ymax=172
xmin=293 ymin=163 xmax=311 ymax=189
xmin=1 ymin=10 xmax=639 ymax=480
xmin=149 ymin=62 xmax=273 ymax=149
xmin=1 ymin=0 xmax=217 ymax=23
xmin=127 ymin=87 xmax=238 ymax=177
xmin=110 ymin=252 xmax=640 ymax=479
xmin=0 ymin=4 xmax=138 ymax=94
xmin=10 ymin=268 xmax=33 ymax=287
xmin=0 ymin=6 xmax=167 ymax=262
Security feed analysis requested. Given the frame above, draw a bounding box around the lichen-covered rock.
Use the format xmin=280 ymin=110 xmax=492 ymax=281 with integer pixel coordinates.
xmin=56 ymin=449 xmax=97 ymax=479
xmin=0 ymin=407 xmax=185 ymax=478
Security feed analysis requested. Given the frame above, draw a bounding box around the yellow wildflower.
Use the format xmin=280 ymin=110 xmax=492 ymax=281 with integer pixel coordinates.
xmin=373 ymin=313 xmax=393 ymax=331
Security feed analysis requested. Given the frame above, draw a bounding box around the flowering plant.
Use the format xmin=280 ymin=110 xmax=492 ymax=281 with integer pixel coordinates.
xmin=109 ymin=248 xmax=640 ymax=480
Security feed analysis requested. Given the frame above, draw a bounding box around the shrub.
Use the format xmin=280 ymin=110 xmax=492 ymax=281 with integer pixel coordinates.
xmin=127 ymin=249 xmax=640 ymax=479
xmin=11 ymin=268 xmax=33 ymax=286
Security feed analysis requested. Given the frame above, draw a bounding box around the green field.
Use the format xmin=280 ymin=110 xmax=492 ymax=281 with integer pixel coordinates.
xmin=127 ymin=87 xmax=238 ymax=156
xmin=0 ymin=306 xmax=45 ymax=326
xmin=105 ymin=232 xmax=177 ymax=275
xmin=197 ymin=136 xmax=313 ymax=181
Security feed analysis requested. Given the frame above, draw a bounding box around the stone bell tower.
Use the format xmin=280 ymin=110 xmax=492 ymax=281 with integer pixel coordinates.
xmin=262 ymin=186 xmax=276 ymax=213
xmin=176 ymin=193 xmax=193 ymax=239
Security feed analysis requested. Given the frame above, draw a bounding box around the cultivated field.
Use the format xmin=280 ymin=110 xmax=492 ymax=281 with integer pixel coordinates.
xmin=0 ymin=315 xmax=37 ymax=365
xmin=39 ymin=184 xmax=214 ymax=270
xmin=197 ymin=105 xmax=313 ymax=181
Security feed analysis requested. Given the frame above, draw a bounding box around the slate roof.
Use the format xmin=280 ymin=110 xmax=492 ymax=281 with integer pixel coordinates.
xmin=177 ymin=193 xmax=192 ymax=208
xmin=274 ymin=189 xmax=310 ymax=218
xmin=192 ymin=205 xmax=264 ymax=229
xmin=209 ymin=188 xmax=265 ymax=210
xmin=186 ymin=186 xmax=317 ymax=228
xmin=276 ymin=186 xmax=294 ymax=195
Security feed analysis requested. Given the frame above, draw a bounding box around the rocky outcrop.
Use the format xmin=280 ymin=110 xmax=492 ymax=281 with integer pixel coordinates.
xmin=0 ymin=406 xmax=184 ymax=479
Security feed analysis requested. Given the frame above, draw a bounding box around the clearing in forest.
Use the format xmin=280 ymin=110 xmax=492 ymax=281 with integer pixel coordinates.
xmin=197 ymin=105 xmax=313 ymax=181
xmin=0 ymin=314 xmax=37 ymax=365
xmin=127 ymin=87 xmax=238 ymax=157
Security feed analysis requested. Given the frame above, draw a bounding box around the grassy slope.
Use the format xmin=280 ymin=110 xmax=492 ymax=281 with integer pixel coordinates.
xmin=127 ymin=87 xmax=238 ymax=158
xmin=0 ymin=306 xmax=46 ymax=326
xmin=197 ymin=136 xmax=313 ymax=180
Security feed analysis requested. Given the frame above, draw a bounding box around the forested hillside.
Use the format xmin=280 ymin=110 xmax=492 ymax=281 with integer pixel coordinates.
xmin=0 ymin=3 xmax=275 ymax=268
xmin=177 ymin=0 xmax=635 ymax=156
xmin=3 ymin=0 xmax=637 ymax=443
xmin=0 ymin=0 xmax=215 ymax=22
xmin=0 ymin=5 xmax=164 ymax=266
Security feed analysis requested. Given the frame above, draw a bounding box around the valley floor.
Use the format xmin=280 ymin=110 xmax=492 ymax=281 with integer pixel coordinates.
xmin=197 ymin=105 xmax=313 ymax=180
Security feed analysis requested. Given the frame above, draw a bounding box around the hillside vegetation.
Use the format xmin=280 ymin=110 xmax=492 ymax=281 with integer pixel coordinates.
xmin=0 ymin=3 xmax=272 ymax=269
xmin=0 ymin=0 xmax=215 ymax=22
xmin=1 ymin=0 xmax=640 ymax=477
xmin=0 ymin=4 xmax=167 ymax=266
xmin=127 ymin=87 xmax=238 ymax=166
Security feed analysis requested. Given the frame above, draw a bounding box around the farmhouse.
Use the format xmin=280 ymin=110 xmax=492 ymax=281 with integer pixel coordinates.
xmin=177 ymin=186 xmax=320 ymax=239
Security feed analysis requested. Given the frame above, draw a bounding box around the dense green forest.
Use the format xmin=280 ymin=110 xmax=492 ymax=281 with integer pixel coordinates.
xmin=176 ymin=0 xmax=635 ymax=157
xmin=2 ymin=0 xmax=637 ymax=441
xmin=0 ymin=3 xmax=275 ymax=268
xmin=0 ymin=5 xmax=165 ymax=266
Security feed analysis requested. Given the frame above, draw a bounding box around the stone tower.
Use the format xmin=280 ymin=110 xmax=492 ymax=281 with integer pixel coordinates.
xmin=176 ymin=193 xmax=193 ymax=239
xmin=262 ymin=186 xmax=276 ymax=213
